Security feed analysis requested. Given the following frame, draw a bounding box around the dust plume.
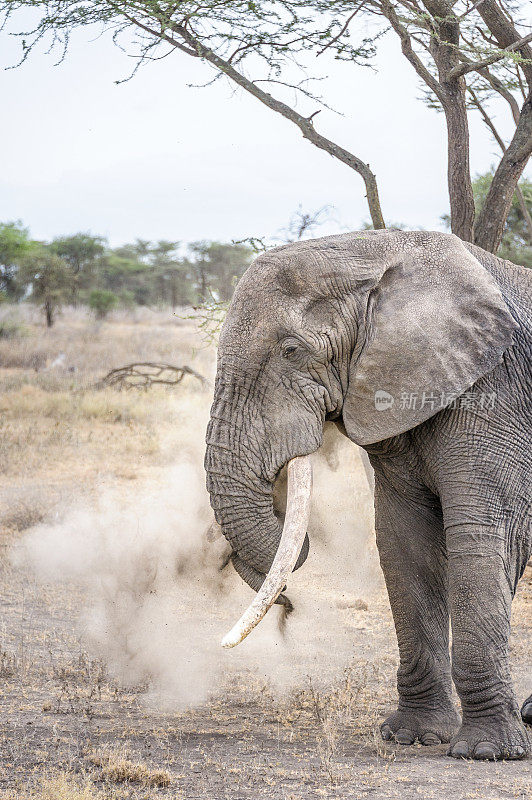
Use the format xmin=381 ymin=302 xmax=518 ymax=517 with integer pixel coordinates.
xmin=14 ymin=416 xmax=379 ymax=709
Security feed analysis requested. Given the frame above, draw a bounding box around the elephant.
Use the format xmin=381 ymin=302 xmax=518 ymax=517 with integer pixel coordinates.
xmin=204 ymin=229 xmax=531 ymax=761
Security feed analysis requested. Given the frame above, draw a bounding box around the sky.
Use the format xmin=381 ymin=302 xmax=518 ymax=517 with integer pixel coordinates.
xmin=0 ymin=12 xmax=527 ymax=247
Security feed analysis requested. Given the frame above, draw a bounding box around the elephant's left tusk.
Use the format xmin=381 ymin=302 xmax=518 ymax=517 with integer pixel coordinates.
xmin=221 ymin=455 xmax=312 ymax=649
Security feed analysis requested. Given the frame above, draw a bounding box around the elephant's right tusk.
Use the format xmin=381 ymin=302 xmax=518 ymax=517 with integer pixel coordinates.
xmin=221 ymin=455 xmax=312 ymax=649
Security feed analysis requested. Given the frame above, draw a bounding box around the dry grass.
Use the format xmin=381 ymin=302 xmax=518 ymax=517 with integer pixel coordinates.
xmin=89 ymin=752 xmax=171 ymax=788
xmin=0 ymin=304 xmax=213 ymax=526
xmin=0 ymin=774 xmax=104 ymax=800
xmin=0 ymin=305 xmax=210 ymax=380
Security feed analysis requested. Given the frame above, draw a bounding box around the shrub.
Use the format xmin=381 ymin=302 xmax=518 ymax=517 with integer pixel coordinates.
xmin=88 ymin=289 xmax=118 ymax=319
xmin=0 ymin=315 xmax=29 ymax=339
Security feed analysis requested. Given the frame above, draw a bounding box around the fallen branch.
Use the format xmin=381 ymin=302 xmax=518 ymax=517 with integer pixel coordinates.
xmin=99 ymin=362 xmax=208 ymax=391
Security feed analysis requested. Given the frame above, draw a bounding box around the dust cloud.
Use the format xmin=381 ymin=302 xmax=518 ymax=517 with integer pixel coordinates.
xmin=14 ymin=418 xmax=379 ymax=710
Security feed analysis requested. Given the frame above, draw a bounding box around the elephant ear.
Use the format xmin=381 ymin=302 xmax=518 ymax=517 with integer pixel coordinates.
xmin=342 ymin=232 xmax=517 ymax=446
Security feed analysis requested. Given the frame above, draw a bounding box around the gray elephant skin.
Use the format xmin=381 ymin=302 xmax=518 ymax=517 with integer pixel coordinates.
xmin=205 ymin=230 xmax=531 ymax=760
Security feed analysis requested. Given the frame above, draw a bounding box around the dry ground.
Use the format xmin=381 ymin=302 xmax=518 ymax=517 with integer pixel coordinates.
xmin=0 ymin=304 xmax=530 ymax=799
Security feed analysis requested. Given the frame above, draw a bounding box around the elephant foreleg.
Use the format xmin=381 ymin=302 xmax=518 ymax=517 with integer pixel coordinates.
xmin=446 ymin=529 xmax=530 ymax=760
xmin=374 ymin=474 xmax=460 ymax=745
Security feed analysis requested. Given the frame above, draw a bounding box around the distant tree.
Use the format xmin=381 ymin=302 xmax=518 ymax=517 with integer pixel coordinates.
xmin=50 ymin=233 xmax=106 ymax=304
xmin=95 ymin=247 xmax=156 ymax=306
xmin=0 ymin=221 xmax=34 ymax=300
xmin=19 ymin=246 xmax=73 ymax=327
xmin=88 ymin=288 xmax=118 ymax=319
xmin=188 ymin=242 xmax=253 ymax=302
xmin=148 ymin=240 xmax=193 ymax=309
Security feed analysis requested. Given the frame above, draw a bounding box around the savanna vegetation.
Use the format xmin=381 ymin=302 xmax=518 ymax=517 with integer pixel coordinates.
xmin=1 ymin=171 xmax=531 ymax=331
xmin=0 ymin=224 xmax=254 ymax=327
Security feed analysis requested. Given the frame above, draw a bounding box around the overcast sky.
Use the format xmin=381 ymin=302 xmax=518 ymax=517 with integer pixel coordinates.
xmin=1 ymin=16 xmax=527 ymax=246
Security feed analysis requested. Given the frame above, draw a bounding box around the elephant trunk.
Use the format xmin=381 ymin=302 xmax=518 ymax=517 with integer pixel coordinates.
xmin=204 ymin=391 xmax=311 ymax=635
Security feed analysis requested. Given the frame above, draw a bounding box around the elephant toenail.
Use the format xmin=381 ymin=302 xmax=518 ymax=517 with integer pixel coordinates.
xmin=473 ymin=742 xmax=498 ymax=760
xmin=380 ymin=724 xmax=393 ymax=741
xmin=521 ymin=703 xmax=532 ymax=724
xmin=420 ymin=733 xmax=441 ymax=746
xmin=513 ymin=746 xmax=525 ymax=758
xmin=449 ymin=740 xmax=469 ymax=758
xmin=395 ymin=728 xmax=415 ymax=745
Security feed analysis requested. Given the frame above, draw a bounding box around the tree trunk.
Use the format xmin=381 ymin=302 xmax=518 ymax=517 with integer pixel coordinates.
xmin=421 ymin=1 xmax=475 ymax=242
xmin=442 ymin=86 xmax=476 ymax=242
xmin=474 ymin=94 xmax=532 ymax=253
xmin=45 ymin=300 xmax=54 ymax=328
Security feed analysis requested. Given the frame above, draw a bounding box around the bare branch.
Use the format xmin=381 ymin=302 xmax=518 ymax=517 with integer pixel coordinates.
xmin=99 ymin=362 xmax=208 ymax=391
xmin=316 ymin=4 xmax=364 ymax=57
xmin=476 ymin=65 xmax=521 ymax=124
xmin=380 ymin=0 xmax=445 ymax=101
xmin=161 ymin=21 xmax=386 ymax=229
xmin=468 ymin=86 xmax=507 ymax=149
xmin=458 ymin=0 xmax=488 ymax=21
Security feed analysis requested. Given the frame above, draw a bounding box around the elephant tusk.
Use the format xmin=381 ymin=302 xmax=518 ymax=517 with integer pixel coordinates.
xmin=221 ymin=455 xmax=312 ymax=649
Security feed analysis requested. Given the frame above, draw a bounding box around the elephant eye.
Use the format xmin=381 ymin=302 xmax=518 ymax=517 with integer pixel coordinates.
xmin=281 ymin=339 xmax=302 ymax=359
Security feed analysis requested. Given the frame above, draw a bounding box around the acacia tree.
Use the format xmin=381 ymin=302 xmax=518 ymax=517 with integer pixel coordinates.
xmin=188 ymin=241 xmax=253 ymax=302
xmin=0 ymin=220 xmax=34 ymax=300
xmin=49 ymin=233 xmax=106 ymax=304
xmin=1 ymin=1 xmax=530 ymax=252
xmin=19 ymin=246 xmax=73 ymax=326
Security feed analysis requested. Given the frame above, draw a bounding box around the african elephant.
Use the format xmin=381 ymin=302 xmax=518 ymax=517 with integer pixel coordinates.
xmin=204 ymin=230 xmax=531 ymax=760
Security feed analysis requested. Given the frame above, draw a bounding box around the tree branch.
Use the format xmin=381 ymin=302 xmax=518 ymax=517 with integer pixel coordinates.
xmin=476 ymin=0 xmax=532 ymax=88
xmin=474 ymin=91 xmax=532 ymax=251
xmin=379 ymin=0 xmax=445 ymax=101
xmin=448 ymin=31 xmax=532 ymax=80
xmin=160 ymin=21 xmax=386 ymax=229
xmin=476 ymin=65 xmax=521 ymax=125
xmin=316 ymin=4 xmax=364 ymax=57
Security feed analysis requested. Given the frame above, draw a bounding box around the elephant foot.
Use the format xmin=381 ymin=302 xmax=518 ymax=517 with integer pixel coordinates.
xmin=448 ymin=713 xmax=530 ymax=761
xmin=521 ymin=695 xmax=532 ymax=726
xmin=381 ymin=705 xmax=460 ymax=746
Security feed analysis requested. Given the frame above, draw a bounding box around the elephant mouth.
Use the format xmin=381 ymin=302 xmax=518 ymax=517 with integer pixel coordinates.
xmin=220 ymin=455 xmax=313 ymax=648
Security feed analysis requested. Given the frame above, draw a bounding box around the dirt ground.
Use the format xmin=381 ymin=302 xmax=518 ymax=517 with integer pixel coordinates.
xmin=0 ymin=306 xmax=530 ymax=799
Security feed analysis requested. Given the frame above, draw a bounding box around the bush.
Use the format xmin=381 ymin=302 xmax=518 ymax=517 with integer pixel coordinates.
xmin=117 ymin=288 xmax=136 ymax=309
xmin=88 ymin=290 xmax=118 ymax=319
xmin=0 ymin=315 xmax=29 ymax=339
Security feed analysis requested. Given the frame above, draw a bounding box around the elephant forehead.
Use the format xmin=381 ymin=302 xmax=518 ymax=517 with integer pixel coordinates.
xmin=219 ymin=228 xmax=459 ymax=348
xmin=233 ymin=231 xmax=410 ymax=299
xmin=221 ymin=288 xmax=300 ymax=352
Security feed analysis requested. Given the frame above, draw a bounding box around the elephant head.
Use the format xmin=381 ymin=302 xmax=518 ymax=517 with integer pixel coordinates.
xmin=204 ymin=230 xmax=516 ymax=646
